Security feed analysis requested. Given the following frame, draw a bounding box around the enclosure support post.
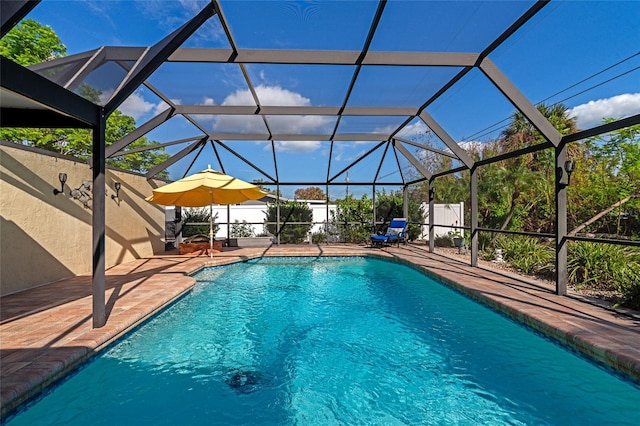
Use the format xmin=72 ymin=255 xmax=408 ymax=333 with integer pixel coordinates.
xmin=226 ymin=204 xmax=231 ymax=247
xmin=403 ymin=186 xmax=409 ymax=220
xmin=428 ymin=179 xmax=435 ymax=253
xmin=92 ymin=111 xmax=107 ymax=328
xmin=372 ymin=184 xmax=376 ymax=233
xmin=555 ymin=143 xmax=569 ymax=295
xmin=326 ymin=184 xmax=330 ymax=245
xmin=470 ymin=166 xmax=478 ymax=267
xmin=276 ymin=182 xmax=281 ymax=245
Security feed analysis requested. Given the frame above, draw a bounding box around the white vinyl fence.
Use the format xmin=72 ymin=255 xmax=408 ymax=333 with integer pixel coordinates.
xmin=420 ymin=202 xmax=465 ymax=238
xmin=167 ymin=201 xmax=463 ymax=243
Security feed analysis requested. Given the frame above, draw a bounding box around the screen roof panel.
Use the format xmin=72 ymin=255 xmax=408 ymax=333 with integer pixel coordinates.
xmin=427 ymin=68 xmax=518 ymax=144
xmin=337 ymin=116 xmax=408 ymax=136
xmin=215 ymin=140 xmax=276 ymax=181
xmin=146 ymin=62 xmax=250 ymax=107
xmin=218 ymin=0 xmax=379 ymax=50
xmin=27 ymin=1 xmax=209 ymax=53
xmin=245 ymin=64 xmax=355 ymax=107
xmin=275 ymin=142 xmax=330 ymax=183
xmin=4 ymin=0 xmax=637 ymax=186
xmin=371 ymin=0 xmax=536 ymax=52
xmin=265 ymin=115 xmax=337 ymax=135
xmin=210 ymin=115 xmax=268 ymax=135
xmin=72 ymin=61 xmax=129 ymax=105
xmin=348 ymin=66 xmax=462 ymax=107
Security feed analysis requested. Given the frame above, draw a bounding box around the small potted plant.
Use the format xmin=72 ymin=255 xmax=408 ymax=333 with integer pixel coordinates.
xmin=452 ymin=231 xmax=465 ymax=249
xmin=448 ymin=230 xmax=465 ymax=248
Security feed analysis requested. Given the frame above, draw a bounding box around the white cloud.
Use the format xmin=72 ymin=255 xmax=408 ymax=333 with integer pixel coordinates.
xmin=202 ymin=97 xmax=215 ymax=106
xmin=568 ymin=93 xmax=640 ymax=129
xmin=222 ymin=84 xmax=311 ymax=107
xmin=396 ymin=121 xmax=428 ymax=137
xmin=273 ymin=140 xmax=322 ymax=152
xmin=120 ymin=92 xmax=156 ymax=120
xmin=98 ymin=89 xmax=156 ymax=121
xmin=214 ymin=85 xmax=332 ymax=152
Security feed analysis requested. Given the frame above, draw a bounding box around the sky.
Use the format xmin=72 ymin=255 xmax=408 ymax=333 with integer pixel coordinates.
xmin=22 ymin=0 xmax=640 ymax=198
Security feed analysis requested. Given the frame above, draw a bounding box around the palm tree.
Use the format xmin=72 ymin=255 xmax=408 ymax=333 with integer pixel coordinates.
xmin=495 ymin=103 xmax=579 ymax=234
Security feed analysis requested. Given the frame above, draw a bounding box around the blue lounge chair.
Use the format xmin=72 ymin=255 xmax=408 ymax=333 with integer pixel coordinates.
xmin=370 ymin=218 xmax=407 ymax=247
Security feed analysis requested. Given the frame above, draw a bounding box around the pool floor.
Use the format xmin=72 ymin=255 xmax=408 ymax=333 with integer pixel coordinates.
xmin=1 ymin=244 xmax=640 ymax=420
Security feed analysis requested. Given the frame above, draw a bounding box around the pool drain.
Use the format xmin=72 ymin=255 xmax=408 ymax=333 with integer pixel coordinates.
xmin=226 ymin=370 xmax=261 ymax=393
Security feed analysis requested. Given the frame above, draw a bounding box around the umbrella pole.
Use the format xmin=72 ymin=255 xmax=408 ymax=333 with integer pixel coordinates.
xmin=209 ymin=200 xmax=213 ymax=258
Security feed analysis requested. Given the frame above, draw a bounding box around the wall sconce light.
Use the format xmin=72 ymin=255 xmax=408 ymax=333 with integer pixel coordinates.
xmin=111 ymin=182 xmax=121 ymax=200
xmin=429 ymin=187 xmax=435 ymax=202
xmin=53 ymin=172 xmax=67 ymax=195
xmin=564 ymin=159 xmax=575 ymax=186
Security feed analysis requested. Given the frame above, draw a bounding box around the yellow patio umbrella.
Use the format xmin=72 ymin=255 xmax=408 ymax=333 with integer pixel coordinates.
xmin=146 ymin=166 xmax=268 ymax=257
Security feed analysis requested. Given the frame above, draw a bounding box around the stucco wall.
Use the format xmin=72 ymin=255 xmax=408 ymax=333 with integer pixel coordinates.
xmin=0 ymin=142 xmax=167 ymax=295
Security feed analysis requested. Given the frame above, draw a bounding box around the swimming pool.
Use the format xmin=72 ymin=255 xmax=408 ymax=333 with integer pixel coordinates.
xmin=7 ymin=256 xmax=640 ymax=424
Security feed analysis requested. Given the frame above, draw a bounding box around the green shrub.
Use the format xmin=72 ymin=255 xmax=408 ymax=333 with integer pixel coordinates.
xmin=182 ymin=208 xmax=218 ymax=237
xmin=434 ymin=234 xmax=453 ymax=247
xmin=331 ymin=195 xmax=373 ymax=243
xmin=494 ymin=235 xmax=554 ymax=275
xmin=265 ymin=201 xmax=313 ymax=243
xmin=312 ymin=231 xmax=327 ymax=244
xmin=230 ymin=220 xmax=254 ymax=238
xmin=477 ymin=231 xmax=493 ymax=251
xmin=568 ymin=242 xmax=640 ymax=309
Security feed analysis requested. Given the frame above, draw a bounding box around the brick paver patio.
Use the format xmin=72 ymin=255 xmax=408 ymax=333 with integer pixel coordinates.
xmin=2 ymin=244 xmax=639 ymax=418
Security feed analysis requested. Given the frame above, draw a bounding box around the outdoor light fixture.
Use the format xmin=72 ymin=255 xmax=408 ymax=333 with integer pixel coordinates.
xmin=564 ymin=159 xmax=575 ymax=186
xmin=70 ymin=180 xmax=92 ymax=209
xmin=111 ymin=182 xmax=121 ymax=200
xmin=53 ymin=172 xmax=67 ymax=195
xmin=429 ymin=187 xmax=435 ymax=202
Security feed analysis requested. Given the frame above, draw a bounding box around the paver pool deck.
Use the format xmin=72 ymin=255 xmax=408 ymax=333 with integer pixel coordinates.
xmin=2 ymin=244 xmax=640 ymax=418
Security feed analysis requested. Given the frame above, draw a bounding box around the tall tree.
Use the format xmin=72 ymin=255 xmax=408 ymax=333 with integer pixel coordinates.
xmin=0 ymin=18 xmax=169 ymax=177
xmin=294 ymin=186 xmax=326 ymax=200
xmin=494 ymin=103 xmax=578 ymax=233
xmin=0 ymin=18 xmax=66 ymax=66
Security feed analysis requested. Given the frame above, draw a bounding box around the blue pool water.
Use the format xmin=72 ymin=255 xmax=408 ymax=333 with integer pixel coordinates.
xmin=7 ymin=257 xmax=640 ymax=425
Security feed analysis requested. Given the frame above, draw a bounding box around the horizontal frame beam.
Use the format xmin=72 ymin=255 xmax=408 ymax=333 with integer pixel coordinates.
xmin=175 ymin=105 xmax=418 ymax=116
xmin=561 ymin=114 xmax=640 ymax=144
xmin=202 ymin=133 xmax=391 ymax=141
xmin=1 ymin=57 xmax=100 ymax=127
xmin=105 ymin=108 xmax=174 ymax=158
xmin=0 ymin=107 xmax=93 ymax=128
xmin=393 ymin=136 xmax=459 ymax=159
xmin=111 ymin=135 xmax=205 ymax=156
xmin=168 ymin=48 xmax=481 ymax=66
xmin=1 ymin=0 xmax=40 ymax=37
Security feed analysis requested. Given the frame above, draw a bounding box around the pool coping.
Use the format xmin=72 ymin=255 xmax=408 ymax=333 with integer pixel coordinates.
xmin=1 ymin=244 xmax=639 ymax=418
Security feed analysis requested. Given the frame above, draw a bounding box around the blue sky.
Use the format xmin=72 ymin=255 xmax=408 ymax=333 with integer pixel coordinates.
xmin=24 ymin=1 xmax=640 ymax=198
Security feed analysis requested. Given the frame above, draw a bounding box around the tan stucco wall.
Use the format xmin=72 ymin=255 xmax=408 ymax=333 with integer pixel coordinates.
xmin=0 ymin=143 xmax=167 ymax=295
